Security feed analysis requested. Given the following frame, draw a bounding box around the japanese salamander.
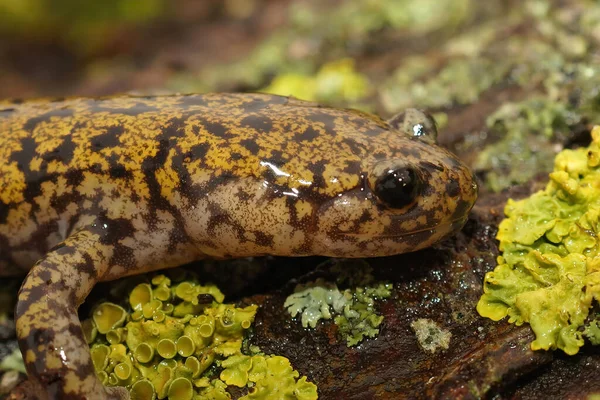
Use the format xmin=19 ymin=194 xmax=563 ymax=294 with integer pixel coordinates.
xmin=0 ymin=93 xmax=477 ymax=399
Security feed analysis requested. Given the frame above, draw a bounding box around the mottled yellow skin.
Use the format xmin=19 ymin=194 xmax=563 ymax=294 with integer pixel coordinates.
xmin=0 ymin=93 xmax=477 ymax=399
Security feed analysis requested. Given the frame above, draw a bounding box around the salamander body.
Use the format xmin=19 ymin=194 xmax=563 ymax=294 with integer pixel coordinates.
xmin=0 ymin=93 xmax=477 ymax=399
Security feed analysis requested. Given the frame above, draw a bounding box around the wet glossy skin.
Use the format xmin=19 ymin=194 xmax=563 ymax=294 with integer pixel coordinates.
xmin=0 ymin=93 xmax=477 ymax=399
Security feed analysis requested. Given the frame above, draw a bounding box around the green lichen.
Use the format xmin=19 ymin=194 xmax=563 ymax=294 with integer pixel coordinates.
xmin=470 ymin=8 xmax=600 ymax=192
xmin=474 ymin=98 xmax=582 ymax=192
xmin=584 ymin=319 xmax=600 ymax=346
xmin=477 ymin=127 xmax=600 ymax=355
xmin=284 ymin=260 xmax=392 ymax=346
xmin=185 ymin=0 xmax=471 ymax=96
xmin=0 ymin=347 xmax=25 ymax=374
xmin=410 ymin=318 xmax=452 ymax=353
xmin=84 ymin=270 xmax=317 ymax=399
xmin=374 ymin=1 xmax=600 ymax=193
xmin=381 ymin=56 xmax=510 ymax=111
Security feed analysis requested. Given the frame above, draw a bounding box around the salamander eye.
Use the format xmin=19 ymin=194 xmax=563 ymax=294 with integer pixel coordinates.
xmin=373 ymin=167 xmax=421 ymax=209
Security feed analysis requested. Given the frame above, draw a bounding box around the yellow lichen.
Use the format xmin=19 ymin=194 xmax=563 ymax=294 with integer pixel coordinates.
xmin=83 ymin=269 xmax=318 ymax=399
xmin=262 ymin=58 xmax=371 ymax=103
xmin=477 ymin=126 xmax=600 ymax=354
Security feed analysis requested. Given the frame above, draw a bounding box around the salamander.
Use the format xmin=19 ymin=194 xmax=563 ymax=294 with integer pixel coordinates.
xmin=0 ymin=93 xmax=477 ymax=399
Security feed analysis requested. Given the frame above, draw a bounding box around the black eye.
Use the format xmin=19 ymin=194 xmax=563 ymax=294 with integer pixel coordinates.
xmin=374 ymin=167 xmax=420 ymax=208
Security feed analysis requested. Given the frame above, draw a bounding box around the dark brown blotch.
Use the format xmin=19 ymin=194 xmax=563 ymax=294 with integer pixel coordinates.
xmin=98 ymin=217 xmax=135 ymax=243
xmin=358 ymin=209 xmax=372 ymax=224
xmin=341 ymin=138 xmax=366 ymax=155
xmin=201 ymin=119 xmax=232 ymax=138
xmin=239 ymin=94 xmax=288 ymax=113
xmin=304 ymin=111 xmax=338 ymax=131
xmin=109 ymin=243 xmax=136 ymax=270
xmin=22 ymin=108 xmax=75 ymax=132
xmin=452 ymin=199 xmax=474 ymax=222
xmin=189 ymin=142 xmax=211 ymax=160
xmin=11 ymin=137 xmax=52 ymax=203
xmin=93 ymin=102 xmax=159 ymax=116
xmin=77 ymin=253 xmax=99 ymax=280
xmin=372 ymin=151 xmax=387 ymax=160
xmin=306 ymin=159 xmax=327 ymax=189
xmin=177 ymin=95 xmax=210 ymax=108
xmin=397 ymin=145 xmax=422 ymax=158
xmin=65 ymin=324 xmax=96 ymax=379
xmin=342 ymin=160 xmax=361 ymax=174
xmin=446 ymin=179 xmax=460 ymax=197
xmin=52 ymin=190 xmax=82 ymax=215
xmin=298 ymin=126 xmax=320 ymax=142
xmin=445 ymin=155 xmax=464 ymax=169
xmin=253 ymin=230 xmax=275 ymax=247
xmin=240 ymin=114 xmax=273 ymax=133
xmin=235 ymin=188 xmax=253 ymax=202
xmin=262 ymin=150 xmax=287 ymax=168
xmin=108 ymin=164 xmax=130 ymax=180
xmin=240 ymin=138 xmax=260 ymax=155
xmin=206 ymin=201 xmax=245 ymax=240
xmin=48 ymin=134 xmax=77 ymax=165
xmin=170 ymin=151 xmax=195 ymax=200
xmin=204 ymin=172 xmax=235 ymax=193
xmin=420 ymin=160 xmax=444 ymax=172
xmin=167 ymin=225 xmax=190 ymax=253
xmin=162 ymin=116 xmax=188 ymax=138
xmin=92 ymin=125 xmax=124 ymax=150
xmin=0 ymin=205 xmax=8 ymax=224
xmin=64 ymin=170 xmax=84 ymax=188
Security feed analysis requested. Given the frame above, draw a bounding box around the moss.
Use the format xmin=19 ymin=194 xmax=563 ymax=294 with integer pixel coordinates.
xmin=284 ymin=260 xmax=392 ymax=346
xmin=410 ymin=318 xmax=452 ymax=353
xmin=477 ymin=127 xmax=600 ymax=354
xmin=83 ymin=270 xmax=317 ymax=399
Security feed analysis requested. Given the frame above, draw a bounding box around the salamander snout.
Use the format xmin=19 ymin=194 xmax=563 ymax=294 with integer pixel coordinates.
xmin=310 ymin=137 xmax=477 ymax=258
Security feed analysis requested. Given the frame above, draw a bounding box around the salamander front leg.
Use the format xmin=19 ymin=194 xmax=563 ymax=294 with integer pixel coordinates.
xmin=15 ymin=228 xmax=128 ymax=400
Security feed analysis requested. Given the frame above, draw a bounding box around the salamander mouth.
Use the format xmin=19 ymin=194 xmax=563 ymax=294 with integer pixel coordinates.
xmin=341 ymin=215 xmax=468 ymax=239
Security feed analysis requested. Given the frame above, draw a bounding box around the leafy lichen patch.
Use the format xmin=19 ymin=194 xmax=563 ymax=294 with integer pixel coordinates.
xmin=477 ymin=126 xmax=600 ymax=355
xmin=83 ymin=270 xmax=318 ymax=399
xmin=284 ymin=260 xmax=392 ymax=346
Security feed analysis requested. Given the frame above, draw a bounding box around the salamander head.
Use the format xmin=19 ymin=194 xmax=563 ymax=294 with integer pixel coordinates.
xmin=178 ymin=94 xmax=477 ymax=258
xmin=310 ymin=109 xmax=478 ymax=257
